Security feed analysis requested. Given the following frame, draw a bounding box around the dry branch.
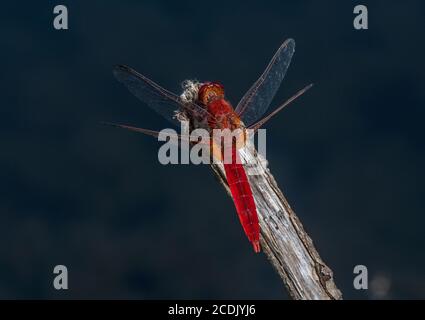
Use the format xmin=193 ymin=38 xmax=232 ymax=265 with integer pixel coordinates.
xmin=210 ymin=144 xmax=342 ymax=300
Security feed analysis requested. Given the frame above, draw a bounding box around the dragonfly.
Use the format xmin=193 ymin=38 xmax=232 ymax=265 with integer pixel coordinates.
xmin=109 ymin=39 xmax=312 ymax=253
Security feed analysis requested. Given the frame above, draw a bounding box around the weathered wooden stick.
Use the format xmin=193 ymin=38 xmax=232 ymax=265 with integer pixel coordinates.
xmin=210 ymin=144 xmax=342 ymax=300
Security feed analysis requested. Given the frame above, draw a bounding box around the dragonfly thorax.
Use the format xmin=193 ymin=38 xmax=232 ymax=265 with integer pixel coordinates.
xmin=205 ymin=98 xmax=242 ymax=130
xmin=197 ymin=82 xmax=241 ymax=130
xmin=198 ymin=82 xmax=225 ymax=105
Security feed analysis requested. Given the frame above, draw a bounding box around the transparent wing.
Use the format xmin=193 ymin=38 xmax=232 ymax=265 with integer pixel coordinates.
xmin=113 ymin=65 xmax=210 ymax=126
xmin=102 ymin=121 xmax=211 ymax=145
xmin=113 ymin=65 xmax=183 ymax=126
xmin=235 ymin=39 xmax=295 ymax=126
xmin=247 ymin=84 xmax=313 ymax=131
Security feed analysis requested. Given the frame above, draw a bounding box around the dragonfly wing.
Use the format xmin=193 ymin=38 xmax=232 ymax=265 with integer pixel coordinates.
xmin=247 ymin=84 xmax=313 ymax=131
xmin=235 ymin=39 xmax=295 ymax=126
xmin=113 ymin=65 xmax=185 ymax=126
xmin=102 ymin=121 xmax=211 ymax=145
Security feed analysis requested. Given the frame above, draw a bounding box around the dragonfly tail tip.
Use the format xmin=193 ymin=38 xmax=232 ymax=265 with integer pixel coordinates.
xmin=252 ymin=241 xmax=261 ymax=253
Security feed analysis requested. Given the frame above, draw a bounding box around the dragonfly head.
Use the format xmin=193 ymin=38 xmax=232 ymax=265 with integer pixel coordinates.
xmin=198 ymin=82 xmax=225 ymax=105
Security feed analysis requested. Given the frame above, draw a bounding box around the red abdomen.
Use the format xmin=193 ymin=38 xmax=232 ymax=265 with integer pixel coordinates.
xmin=205 ymin=98 xmax=260 ymax=252
xmin=223 ymin=148 xmax=260 ymax=252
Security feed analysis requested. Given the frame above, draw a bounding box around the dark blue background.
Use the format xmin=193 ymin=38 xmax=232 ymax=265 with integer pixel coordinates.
xmin=0 ymin=1 xmax=424 ymax=299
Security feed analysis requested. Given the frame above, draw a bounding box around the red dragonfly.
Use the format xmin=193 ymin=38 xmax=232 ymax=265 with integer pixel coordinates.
xmin=109 ymin=39 xmax=311 ymax=253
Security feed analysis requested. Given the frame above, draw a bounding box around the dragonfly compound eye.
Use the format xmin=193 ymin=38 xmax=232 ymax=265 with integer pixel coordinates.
xmin=198 ymin=82 xmax=225 ymax=105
